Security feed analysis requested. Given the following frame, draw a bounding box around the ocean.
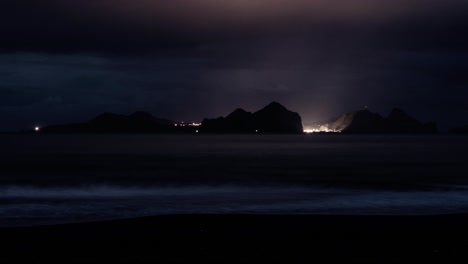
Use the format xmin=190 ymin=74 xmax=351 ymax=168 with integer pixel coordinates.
xmin=1 ymin=134 xmax=468 ymax=226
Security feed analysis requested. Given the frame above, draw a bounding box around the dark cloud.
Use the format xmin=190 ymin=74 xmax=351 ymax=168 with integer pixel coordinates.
xmin=2 ymin=0 xmax=468 ymax=53
xmin=0 ymin=1 xmax=467 ymax=131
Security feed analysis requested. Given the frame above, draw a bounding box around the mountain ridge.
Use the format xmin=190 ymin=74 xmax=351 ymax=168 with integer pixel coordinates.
xmin=312 ymin=108 xmax=438 ymax=134
xmin=201 ymin=102 xmax=303 ymax=134
xmin=24 ymin=104 xmax=457 ymax=134
xmin=42 ymin=111 xmax=180 ymax=134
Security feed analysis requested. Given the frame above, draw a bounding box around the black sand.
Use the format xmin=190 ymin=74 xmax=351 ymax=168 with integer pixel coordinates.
xmin=2 ymin=214 xmax=468 ymax=263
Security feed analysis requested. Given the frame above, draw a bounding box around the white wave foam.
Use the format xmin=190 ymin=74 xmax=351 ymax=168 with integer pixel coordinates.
xmin=0 ymin=185 xmax=334 ymax=199
xmin=3 ymin=185 xmax=468 ymax=227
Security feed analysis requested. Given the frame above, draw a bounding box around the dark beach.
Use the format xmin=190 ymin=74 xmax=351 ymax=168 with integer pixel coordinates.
xmin=3 ymin=213 xmax=468 ymax=263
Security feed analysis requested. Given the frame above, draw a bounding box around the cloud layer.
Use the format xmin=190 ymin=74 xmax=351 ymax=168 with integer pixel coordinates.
xmin=0 ymin=1 xmax=467 ymax=131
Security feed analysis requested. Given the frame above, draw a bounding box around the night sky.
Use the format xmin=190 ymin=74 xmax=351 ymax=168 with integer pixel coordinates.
xmin=1 ymin=0 xmax=467 ymax=131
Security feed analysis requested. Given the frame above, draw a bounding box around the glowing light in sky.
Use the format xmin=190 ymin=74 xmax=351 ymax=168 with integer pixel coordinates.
xmin=59 ymin=0 xmax=459 ymax=30
xmin=35 ymin=127 xmax=40 ymax=132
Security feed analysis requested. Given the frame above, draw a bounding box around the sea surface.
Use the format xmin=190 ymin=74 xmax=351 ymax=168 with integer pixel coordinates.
xmin=1 ymin=134 xmax=468 ymax=226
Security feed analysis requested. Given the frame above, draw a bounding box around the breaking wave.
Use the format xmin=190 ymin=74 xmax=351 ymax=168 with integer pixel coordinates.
xmin=3 ymin=184 xmax=468 ymax=227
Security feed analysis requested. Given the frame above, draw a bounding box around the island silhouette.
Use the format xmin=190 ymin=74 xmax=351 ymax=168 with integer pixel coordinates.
xmin=201 ymin=102 xmax=303 ymax=134
xmin=311 ymin=108 xmax=438 ymax=134
xmin=40 ymin=102 xmax=304 ymax=134
xmin=34 ymin=102 xmax=454 ymax=134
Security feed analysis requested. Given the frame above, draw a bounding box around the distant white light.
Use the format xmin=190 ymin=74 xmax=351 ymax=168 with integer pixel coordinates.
xmin=35 ymin=127 xmax=40 ymax=132
xmin=304 ymin=127 xmax=341 ymax=133
xmin=196 ymin=130 xmax=199 ymax=133
xmin=255 ymin=130 xmax=258 ymax=133
xmin=174 ymin=124 xmax=178 ymax=127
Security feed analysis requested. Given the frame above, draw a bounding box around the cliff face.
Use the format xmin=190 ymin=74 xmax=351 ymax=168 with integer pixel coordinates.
xmin=201 ymin=102 xmax=303 ymax=134
xmin=315 ymin=108 xmax=437 ymax=134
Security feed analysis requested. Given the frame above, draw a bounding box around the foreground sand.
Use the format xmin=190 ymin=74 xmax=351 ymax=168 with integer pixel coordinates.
xmin=2 ymin=214 xmax=468 ymax=263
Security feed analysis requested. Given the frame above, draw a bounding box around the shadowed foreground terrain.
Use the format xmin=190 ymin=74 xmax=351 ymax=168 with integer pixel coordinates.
xmin=2 ymin=214 xmax=468 ymax=263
